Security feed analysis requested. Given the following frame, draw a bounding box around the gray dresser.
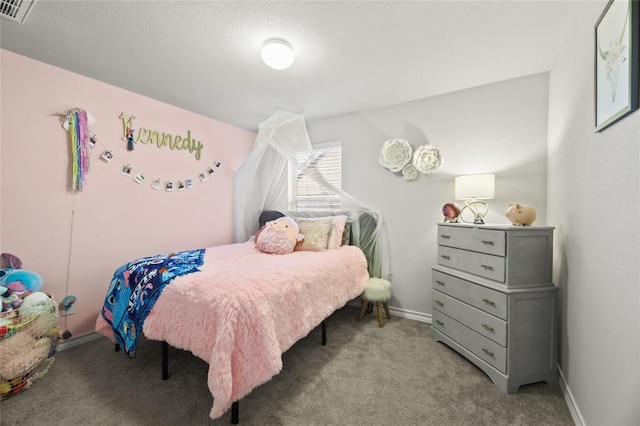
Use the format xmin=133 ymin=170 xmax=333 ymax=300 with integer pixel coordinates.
xmin=430 ymin=223 xmax=557 ymax=393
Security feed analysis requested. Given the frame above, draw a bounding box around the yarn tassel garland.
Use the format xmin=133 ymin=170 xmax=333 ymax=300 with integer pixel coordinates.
xmin=67 ymin=109 xmax=90 ymax=191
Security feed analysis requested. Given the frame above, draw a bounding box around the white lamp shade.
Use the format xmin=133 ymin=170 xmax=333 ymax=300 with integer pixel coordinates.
xmin=455 ymin=174 xmax=495 ymax=200
xmin=261 ymin=40 xmax=294 ymax=70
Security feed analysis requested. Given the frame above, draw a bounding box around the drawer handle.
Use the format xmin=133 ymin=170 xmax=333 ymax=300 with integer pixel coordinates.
xmin=435 ymin=280 xmax=445 ymax=286
xmin=435 ymin=300 xmax=444 ymax=307
xmin=441 ymin=255 xmax=451 ymax=260
xmin=481 ymin=240 xmax=494 ymax=246
xmin=440 ymin=235 xmax=451 ymax=239
xmin=482 ymin=298 xmax=496 ymax=307
xmin=435 ymin=320 xmax=444 ymax=327
xmin=482 ymin=348 xmax=494 ymax=358
xmin=481 ymin=323 xmax=495 ymax=333
xmin=481 ymin=264 xmax=493 ymax=271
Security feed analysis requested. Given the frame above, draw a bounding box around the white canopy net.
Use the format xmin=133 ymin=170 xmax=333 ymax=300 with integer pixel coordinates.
xmin=233 ymin=110 xmax=390 ymax=279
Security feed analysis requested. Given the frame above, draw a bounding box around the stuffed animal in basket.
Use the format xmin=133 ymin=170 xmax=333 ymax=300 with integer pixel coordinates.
xmin=0 ymin=312 xmax=52 ymax=381
xmin=255 ymin=216 xmax=304 ymax=255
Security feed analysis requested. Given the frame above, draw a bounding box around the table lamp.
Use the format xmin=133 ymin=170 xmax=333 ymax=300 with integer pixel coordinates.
xmin=455 ymin=174 xmax=495 ymax=224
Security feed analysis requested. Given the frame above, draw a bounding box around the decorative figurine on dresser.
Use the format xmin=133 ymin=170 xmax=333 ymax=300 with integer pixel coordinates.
xmin=430 ymin=222 xmax=557 ymax=393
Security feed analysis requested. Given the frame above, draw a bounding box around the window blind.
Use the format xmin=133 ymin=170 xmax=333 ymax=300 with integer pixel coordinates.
xmin=288 ymin=142 xmax=342 ymax=211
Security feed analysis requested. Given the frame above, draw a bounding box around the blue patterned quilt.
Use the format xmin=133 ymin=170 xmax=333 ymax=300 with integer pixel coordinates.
xmin=100 ymin=249 xmax=205 ymax=355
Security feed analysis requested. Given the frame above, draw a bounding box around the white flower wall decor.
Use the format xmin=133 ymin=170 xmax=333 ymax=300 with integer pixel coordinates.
xmin=412 ymin=144 xmax=443 ymax=174
xmin=379 ymin=138 xmax=443 ymax=181
xmin=402 ymin=164 xmax=419 ymax=181
xmin=379 ymin=139 xmax=412 ymax=173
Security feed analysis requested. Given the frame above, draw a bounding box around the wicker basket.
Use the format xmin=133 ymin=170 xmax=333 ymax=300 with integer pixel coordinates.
xmin=0 ymin=295 xmax=59 ymax=400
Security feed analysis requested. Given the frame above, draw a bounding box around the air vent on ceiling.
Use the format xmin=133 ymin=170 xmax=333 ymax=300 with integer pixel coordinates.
xmin=0 ymin=0 xmax=36 ymax=24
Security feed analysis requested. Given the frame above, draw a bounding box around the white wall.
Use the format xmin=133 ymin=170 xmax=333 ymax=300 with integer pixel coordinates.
xmin=548 ymin=2 xmax=639 ymax=425
xmin=307 ymin=73 xmax=549 ymax=318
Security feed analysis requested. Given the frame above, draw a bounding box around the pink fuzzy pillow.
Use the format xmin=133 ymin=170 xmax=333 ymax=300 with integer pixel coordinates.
xmin=328 ymin=215 xmax=347 ymax=249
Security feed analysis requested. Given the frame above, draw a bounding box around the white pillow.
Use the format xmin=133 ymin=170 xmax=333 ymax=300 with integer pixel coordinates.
xmin=294 ymin=215 xmax=348 ymax=250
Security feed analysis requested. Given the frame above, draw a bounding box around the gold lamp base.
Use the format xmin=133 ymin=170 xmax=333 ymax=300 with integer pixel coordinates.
xmin=459 ymin=200 xmax=488 ymax=224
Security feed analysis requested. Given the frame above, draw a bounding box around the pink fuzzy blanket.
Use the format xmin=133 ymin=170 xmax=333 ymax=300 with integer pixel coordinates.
xmin=95 ymin=241 xmax=368 ymax=419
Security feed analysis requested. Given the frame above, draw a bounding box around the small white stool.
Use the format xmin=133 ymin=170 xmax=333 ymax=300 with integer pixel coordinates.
xmin=358 ymin=277 xmax=392 ymax=327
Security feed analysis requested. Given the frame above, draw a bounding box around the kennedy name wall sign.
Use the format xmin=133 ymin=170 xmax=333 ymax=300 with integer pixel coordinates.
xmin=119 ymin=112 xmax=204 ymax=160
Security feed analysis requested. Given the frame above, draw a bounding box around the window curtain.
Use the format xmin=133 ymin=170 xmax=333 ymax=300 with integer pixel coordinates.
xmin=233 ymin=110 xmax=391 ymax=279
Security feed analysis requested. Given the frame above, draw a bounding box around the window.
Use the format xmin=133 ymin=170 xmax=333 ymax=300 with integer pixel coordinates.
xmin=288 ymin=141 xmax=341 ymax=211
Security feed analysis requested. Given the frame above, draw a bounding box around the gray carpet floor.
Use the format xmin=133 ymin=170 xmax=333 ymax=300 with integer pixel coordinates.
xmin=0 ymin=306 xmax=573 ymax=425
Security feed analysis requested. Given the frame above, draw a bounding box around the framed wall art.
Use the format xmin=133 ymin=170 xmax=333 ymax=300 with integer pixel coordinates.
xmin=595 ymin=0 xmax=639 ymax=132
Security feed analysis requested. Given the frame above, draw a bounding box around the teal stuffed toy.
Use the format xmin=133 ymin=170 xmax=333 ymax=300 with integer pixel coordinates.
xmin=0 ymin=269 xmax=44 ymax=312
xmin=0 ymin=269 xmax=43 ymax=292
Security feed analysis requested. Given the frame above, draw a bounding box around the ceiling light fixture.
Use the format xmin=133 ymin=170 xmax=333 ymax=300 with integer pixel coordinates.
xmin=261 ymin=39 xmax=294 ymax=70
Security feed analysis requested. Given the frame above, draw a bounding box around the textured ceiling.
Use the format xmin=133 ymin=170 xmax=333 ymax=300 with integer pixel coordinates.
xmin=0 ymin=1 xmax=580 ymax=131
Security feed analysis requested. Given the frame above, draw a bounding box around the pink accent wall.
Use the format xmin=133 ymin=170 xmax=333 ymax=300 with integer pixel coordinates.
xmin=0 ymin=50 xmax=255 ymax=337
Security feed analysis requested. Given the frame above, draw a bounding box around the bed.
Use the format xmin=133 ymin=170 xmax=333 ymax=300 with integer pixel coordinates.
xmin=94 ymin=212 xmax=369 ymax=422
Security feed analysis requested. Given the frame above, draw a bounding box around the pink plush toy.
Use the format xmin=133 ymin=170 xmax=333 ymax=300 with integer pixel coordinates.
xmin=255 ymin=216 xmax=304 ymax=255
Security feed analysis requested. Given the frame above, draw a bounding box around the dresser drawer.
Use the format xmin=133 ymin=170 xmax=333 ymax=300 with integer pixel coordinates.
xmin=438 ymin=246 xmax=506 ymax=282
xmin=432 ymin=290 xmax=506 ymax=346
xmin=432 ymin=310 xmax=506 ymax=373
xmin=438 ymin=226 xmax=506 ymax=256
xmin=432 ymin=269 xmax=507 ymax=319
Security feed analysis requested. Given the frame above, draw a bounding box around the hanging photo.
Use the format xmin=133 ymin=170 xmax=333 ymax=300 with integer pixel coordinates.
xmin=199 ymin=172 xmax=208 ymax=183
xmin=89 ymin=134 xmax=98 ymax=149
xmin=151 ymin=179 xmax=162 ymax=190
xmin=207 ymin=167 xmax=215 ymax=176
xmin=178 ymin=181 xmax=186 ymax=191
xmin=214 ymin=161 xmax=222 ymax=168
xmin=101 ymin=150 xmax=113 ymax=162
xmin=165 ymin=181 xmax=174 ymax=192
xmin=134 ymin=173 xmax=146 ymax=184
xmin=121 ymin=164 xmax=132 ymax=176
xmin=185 ymin=178 xmax=193 ymax=189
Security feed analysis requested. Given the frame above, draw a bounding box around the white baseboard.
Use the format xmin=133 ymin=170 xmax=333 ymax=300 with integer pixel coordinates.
xmin=58 ymin=331 xmax=103 ymax=352
xmin=388 ymin=305 xmax=432 ymax=323
xmin=558 ymin=366 xmax=584 ymax=426
xmin=347 ymin=300 xmax=432 ymax=324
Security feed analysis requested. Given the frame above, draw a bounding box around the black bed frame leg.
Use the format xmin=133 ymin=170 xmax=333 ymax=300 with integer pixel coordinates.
xmin=115 ymin=343 xmax=120 ymax=352
xmin=158 ymin=322 xmax=323 ymax=423
xmin=321 ymin=320 xmax=326 ymax=346
xmin=231 ymin=401 xmax=239 ymax=424
xmin=162 ymin=341 xmax=169 ymax=380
